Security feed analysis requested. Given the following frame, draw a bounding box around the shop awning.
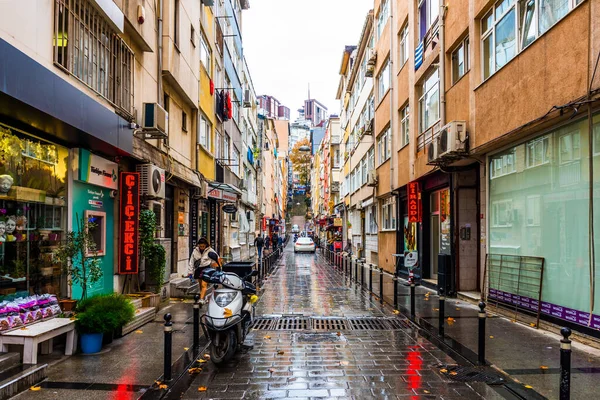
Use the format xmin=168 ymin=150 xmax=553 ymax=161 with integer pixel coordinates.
xmin=207 ymin=182 xmax=241 ymax=201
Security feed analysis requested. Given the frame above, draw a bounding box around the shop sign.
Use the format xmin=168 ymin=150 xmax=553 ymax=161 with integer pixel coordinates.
xmin=207 ymin=188 xmax=222 ymax=199
xmin=178 ymin=212 xmax=185 ymax=224
xmin=209 ymin=200 xmax=217 ymax=246
xmin=77 ymin=149 xmax=118 ymax=190
xmin=334 ymin=218 xmax=343 ymax=227
xmin=222 ymin=204 xmax=238 ymax=214
xmin=118 ymin=172 xmax=139 ymax=274
xmin=404 ymin=251 xmax=419 ymax=268
xmin=222 ymin=191 xmax=237 ymax=202
xmin=408 ymin=181 xmax=422 ymax=223
xmin=189 ymin=200 xmax=198 ymax=250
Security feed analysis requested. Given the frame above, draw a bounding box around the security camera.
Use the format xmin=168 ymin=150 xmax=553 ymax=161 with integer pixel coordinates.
xmin=110 ymin=190 xmax=118 ymax=198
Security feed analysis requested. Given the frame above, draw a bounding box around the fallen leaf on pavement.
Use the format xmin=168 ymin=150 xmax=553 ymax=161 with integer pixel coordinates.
xmin=337 ymin=332 xmax=341 ymax=336
xmin=188 ymin=367 xmax=202 ymax=374
xmin=268 ymin=368 xmax=275 ymax=373
xmin=489 ymin=336 xmax=494 ymax=339
xmin=511 ymin=319 xmax=517 ymax=323
xmin=447 ymin=317 xmax=455 ymax=326
xmin=158 ymin=384 xmax=168 ymax=389
xmin=530 ymin=323 xmax=536 ymax=327
xmin=540 ymin=366 xmax=549 ymax=370
xmin=198 ymin=386 xmax=207 ymax=392
xmin=525 ymin=385 xmax=533 ymax=389
xmin=449 ymin=371 xmax=458 ymax=376
xmin=440 ymin=368 xmax=448 ymax=373
xmin=135 ymin=330 xmax=143 ymax=334
xmin=20 ymin=327 xmax=28 ymax=330
xmin=264 ymin=335 xmax=272 ymax=340
xmin=424 ymin=390 xmax=430 ymax=394
xmin=433 ymin=308 xmax=439 ymax=311
xmin=455 ymin=308 xmax=461 ymax=310
xmin=393 ymin=310 xmax=400 ymax=314
xmin=136 ymin=310 xmax=140 ymax=314
xmin=424 ymin=293 xmax=430 ymax=297
xmin=30 ymin=386 xmax=41 ymax=391
xmin=184 ymin=347 xmax=189 ymax=351
xmin=340 ymin=361 xmax=349 ymax=366
xmin=197 ymin=359 xmax=207 ymax=363
xmin=277 ymin=350 xmax=285 ymax=355
xmin=425 ymin=298 xmax=429 ymax=301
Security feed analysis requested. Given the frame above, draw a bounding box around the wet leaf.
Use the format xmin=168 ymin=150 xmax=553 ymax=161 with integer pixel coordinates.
xmin=511 ymin=319 xmax=517 ymax=323
xmin=184 ymin=347 xmax=189 ymax=351
xmin=188 ymin=367 xmax=202 ymax=374
xmin=264 ymin=335 xmax=272 ymax=340
xmin=393 ymin=310 xmax=400 ymax=314
xmin=489 ymin=336 xmax=494 ymax=339
xmin=440 ymin=368 xmax=448 ymax=373
xmin=277 ymin=350 xmax=285 ymax=355
xmin=530 ymin=323 xmax=536 ymax=327
xmin=425 ymin=298 xmax=429 ymax=301
xmin=158 ymin=384 xmax=168 ymax=389
xmin=223 ymin=308 xmax=233 ymax=317
xmin=424 ymin=293 xmax=430 ymax=297
xmin=30 ymin=386 xmax=41 ymax=391
xmin=135 ymin=330 xmax=143 ymax=334
xmin=336 ymin=332 xmax=342 ymax=336
xmin=198 ymin=386 xmax=207 ymax=392
xmin=268 ymin=368 xmax=275 ymax=373
xmin=447 ymin=317 xmax=455 ymax=326
xmin=20 ymin=327 xmax=28 ymax=330
xmin=525 ymin=385 xmax=533 ymax=389
xmin=424 ymin=390 xmax=430 ymax=394
xmin=540 ymin=366 xmax=549 ymax=370
xmin=203 ymin=354 xmax=211 ymax=360
xmin=433 ymin=308 xmax=439 ymax=311
xmin=449 ymin=371 xmax=458 ymax=376
xmin=197 ymin=359 xmax=207 ymax=363
xmin=69 ymin=317 xmax=77 ymax=321
xmin=455 ymin=308 xmax=461 ymax=311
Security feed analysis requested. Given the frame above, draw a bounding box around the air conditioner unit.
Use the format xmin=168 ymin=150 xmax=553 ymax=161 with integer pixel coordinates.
xmin=437 ymin=121 xmax=467 ymax=157
xmin=427 ymin=140 xmax=438 ymax=164
xmin=142 ymin=103 xmax=168 ymax=137
xmin=190 ymin=186 xmax=202 ymax=199
xmin=366 ymin=170 xmax=378 ymax=187
xmin=243 ymin=89 xmax=251 ymax=108
xmin=147 ymin=200 xmax=164 ymax=238
xmin=136 ymin=164 xmax=166 ymax=199
xmin=367 ymin=48 xmax=377 ymax=65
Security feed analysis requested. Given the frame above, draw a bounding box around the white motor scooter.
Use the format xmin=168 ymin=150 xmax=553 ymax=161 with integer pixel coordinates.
xmin=199 ymin=252 xmax=258 ymax=365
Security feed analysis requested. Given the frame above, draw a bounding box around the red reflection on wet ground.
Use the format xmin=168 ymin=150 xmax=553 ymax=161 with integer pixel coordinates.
xmin=406 ymin=346 xmax=423 ymax=392
xmin=112 ymin=384 xmax=134 ymax=400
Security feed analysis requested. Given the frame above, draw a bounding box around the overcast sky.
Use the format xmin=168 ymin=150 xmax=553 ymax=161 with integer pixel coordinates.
xmin=243 ymin=0 xmax=372 ymax=120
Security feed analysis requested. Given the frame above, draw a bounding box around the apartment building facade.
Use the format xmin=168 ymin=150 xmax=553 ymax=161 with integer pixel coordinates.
xmin=331 ymin=0 xmax=600 ymax=334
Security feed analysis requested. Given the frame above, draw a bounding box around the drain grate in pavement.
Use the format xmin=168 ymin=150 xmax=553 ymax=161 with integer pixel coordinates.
xmin=442 ymin=365 xmax=506 ymax=385
xmin=312 ymin=318 xmax=349 ymax=331
xmin=252 ymin=316 xmax=409 ymax=331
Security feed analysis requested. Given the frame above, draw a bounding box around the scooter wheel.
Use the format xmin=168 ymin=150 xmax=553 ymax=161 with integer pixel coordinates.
xmin=210 ymin=329 xmax=237 ymax=365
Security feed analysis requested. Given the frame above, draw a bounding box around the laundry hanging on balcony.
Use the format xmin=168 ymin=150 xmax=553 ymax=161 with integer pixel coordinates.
xmin=223 ymin=91 xmax=233 ymax=121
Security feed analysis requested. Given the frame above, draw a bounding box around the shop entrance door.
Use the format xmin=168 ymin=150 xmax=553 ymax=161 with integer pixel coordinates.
xmin=428 ymin=190 xmax=441 ymax=283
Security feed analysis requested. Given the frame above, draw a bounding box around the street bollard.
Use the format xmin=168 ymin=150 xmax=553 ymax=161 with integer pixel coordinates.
xmin=193 ymin=295 xmax=200 ymax=349
xmin=355 ymin=260 xmax=359 ymax=285
xmin=478 ymin=302 xmax=486 ymax=365
xmin=560 ymin=327 xmax=572 ymax=400
xmin=438 ymin=288 xmax=445 ymax=337
xmin=163 ymin=313 xmax=173 ymax=381
xmin=369 ymin=264 xmax=373 ymax=294
xmin=361 ymin=261 xmax=365 ymax=288
xmin=393 ymin=273 xmax=399 ymax=311
xmin=379 ymin=268 xmax=384 ymax=304
xmin=410 ymin=282 xmax=416 ymax=318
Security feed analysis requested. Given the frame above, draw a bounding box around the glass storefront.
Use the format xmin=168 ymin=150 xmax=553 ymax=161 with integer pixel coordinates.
xmin=0 ymin=124 xmax=68 ymax=297
xmin=489 ymin=114 xmax=600 ymax=327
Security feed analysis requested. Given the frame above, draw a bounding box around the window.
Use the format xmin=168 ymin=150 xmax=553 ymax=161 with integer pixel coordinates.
xmin=182 ymin=111 xmax=187 ymax=132
xmin=381 ymin=198 xmax=396 ymax=230
xmin=224 ymin=135 xmax=230 ymax=161
xmin=452 ymin=37 xmax=469 ymax=84
xmin=376 ymin=0 xmax=390 ymax=38
xmin=418 ymin=0 xmax=440 ymax=40
xmin=368 ymin=206 xmax=378 ymax=234
xmin=334 ymin=149 xmax=340 ymax=168
xmin=526 ymin=195 xmax=541 ymax=226
xmin=399 ymin=25 xmax=409 ymax=67
xmin=520 ymin=0 xmax=577 ymax=49
xmin=200 ymin=33 xmax=211 ymax=74
xmin=526 ymin=136 xmax=549 ymax=168
xmin=559 ymin=130 xmax=580 ymax=164
xmin=378 ymin=127 xmax=391 ymax=164
xmin=400 ymin=105 xmax=410 ymax=147
xmin=174 ymin=0 xmax=180 ymax=47
xmin=85 ymin=210 xmax=106 ymax=256
xmin=491 ymin=199 xmax=513 ymax=227
xmin=378 ymin=59 xmax=390 ymax=101
xmin=368 ymin=147 xmax=375 ymax=170
xmin=53 ymin=0 xmax=134 ymax=116
xmin=490 ymin=149 xmax=516 ymax=178
xmin=215 ymin=131 xmax=222 ymax=158
xmin=232 ymin=149 xmax=240 ymax=176
xmin=419 ymin=69 xmax=440 ymax=133
xmin=191 ymin=25 xmax=196 ymax=47
xmin=593 ymin=122 xmax=600 ymax=155
xmin=361 ymin=158 xmax=367 ymax=186
xmin=199 ymin=115 xmax=211 ymax=151
xmin=481 ymin=0 xmax=516 ymax=79
xmin=164 ymin=94 xmax=170 ymax=112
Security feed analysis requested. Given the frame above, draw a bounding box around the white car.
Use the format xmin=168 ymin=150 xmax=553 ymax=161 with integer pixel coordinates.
xmin=294 ymin=237 xmax=316 ymax=253
xmin=292 ymin=224 xmax=300 ymax=233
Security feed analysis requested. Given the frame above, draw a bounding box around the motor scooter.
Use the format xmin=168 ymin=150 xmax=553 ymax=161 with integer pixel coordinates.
xmin=200 ymin=252 xmax=258 ymax=365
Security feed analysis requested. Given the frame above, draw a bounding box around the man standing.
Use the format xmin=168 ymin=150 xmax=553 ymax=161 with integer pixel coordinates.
xmin=254 ymin=233 xmax=265 ymax=259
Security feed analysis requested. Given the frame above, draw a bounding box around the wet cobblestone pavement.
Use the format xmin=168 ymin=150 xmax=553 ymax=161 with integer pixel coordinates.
xmin=181 ymin=245 xmax=501 ymax=399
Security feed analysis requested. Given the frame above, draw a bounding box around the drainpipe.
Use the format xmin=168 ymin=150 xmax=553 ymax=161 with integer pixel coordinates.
xmin=157 ymin=0 xmax=164 ymax=106
xmin=439 ymin=3 xmax=447 ymax=127
xmin=389 ymin=2 xmax=395 ymax=193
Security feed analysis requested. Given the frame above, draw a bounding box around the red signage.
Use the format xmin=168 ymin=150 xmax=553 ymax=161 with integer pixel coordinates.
xmin=119 ymin=172 xmax=140 ymax=274
xmin=408 ymin=181 xmax=422 ymax=223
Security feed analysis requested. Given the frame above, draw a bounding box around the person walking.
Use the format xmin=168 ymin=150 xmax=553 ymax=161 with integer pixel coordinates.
xmin=264 ymin=235 xmax=271 ymax=253
xmin=278 ymin=235 xmax=283 ymax=249
xmin=254 ymin=233 xmax=265 ymax=259
xmin=187 ymin=237 xmax=218 ymax=304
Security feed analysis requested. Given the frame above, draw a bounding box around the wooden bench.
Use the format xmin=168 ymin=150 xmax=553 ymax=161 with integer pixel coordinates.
xmin=0 ymin=318 xmax=77 ymax=364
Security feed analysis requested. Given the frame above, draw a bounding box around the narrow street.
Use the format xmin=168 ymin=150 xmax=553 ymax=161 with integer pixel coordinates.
xmin=178 ymin=243 xmax=501 ymax=399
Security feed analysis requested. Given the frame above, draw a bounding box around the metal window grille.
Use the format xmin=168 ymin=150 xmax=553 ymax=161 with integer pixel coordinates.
xmin=53 ymin=0 xmax=134 ymax=118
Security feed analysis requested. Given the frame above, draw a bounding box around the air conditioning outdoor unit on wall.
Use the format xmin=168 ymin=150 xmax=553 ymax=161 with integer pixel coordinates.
xmin=427 ymin=140 xmax=438 ymax=164
xmin=367 ymin=48 xmax=377 ymax=65
xmin=366 ymin=170 xmax=378 ymax=187
xmin=137 ymin=164 xmax=166 ymax=199
xmin=142 ymin=103 xmax=168 ymax=138
xmin=243 ymin=89 xmax=251 ymax=108
xmin=437 ymin=121 xmax=467 ymax=158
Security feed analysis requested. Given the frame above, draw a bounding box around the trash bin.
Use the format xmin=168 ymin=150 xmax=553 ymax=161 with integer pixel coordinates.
xmin=222 ymin=261 xmax=256 ymax=282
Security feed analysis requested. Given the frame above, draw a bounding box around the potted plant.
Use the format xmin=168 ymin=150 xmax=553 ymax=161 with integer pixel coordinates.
xmin=54 ymin=214 xmax=102 ymax=300
xmin=140 ymin=210 xmax=166 ymax=295
xmin=76 ymin=294 xmax=135 ymax=349
xmin=76 ymin=308 xmax=106 ymax=353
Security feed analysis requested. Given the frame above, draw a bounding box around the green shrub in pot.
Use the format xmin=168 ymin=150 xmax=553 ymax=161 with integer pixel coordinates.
xmin=76 ymin=294 xmax=135 ymax=333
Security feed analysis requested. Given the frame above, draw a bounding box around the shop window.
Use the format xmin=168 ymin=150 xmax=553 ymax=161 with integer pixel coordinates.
xmin=525 ymin=135 xmax=550 ymax=168
xmin=85 ymin=210 xmax=106 ymax=256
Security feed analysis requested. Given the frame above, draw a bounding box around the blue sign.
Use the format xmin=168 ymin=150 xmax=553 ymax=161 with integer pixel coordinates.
xmin=415 ymin=41 xmax=424 ymax=71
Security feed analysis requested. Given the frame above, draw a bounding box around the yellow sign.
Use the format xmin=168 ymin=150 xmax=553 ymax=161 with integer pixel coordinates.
xmin=334 ymin=218 xmax=343 ymax=227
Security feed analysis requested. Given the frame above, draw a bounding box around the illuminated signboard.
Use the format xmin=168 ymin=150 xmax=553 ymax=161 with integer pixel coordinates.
xmin=408 ymin=181 xmax=422 ymax=223
xmin=119 ymin=172 xmax=140 ymax=274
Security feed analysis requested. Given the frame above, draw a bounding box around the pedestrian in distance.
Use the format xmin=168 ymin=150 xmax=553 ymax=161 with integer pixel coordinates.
xmin=278 ymin=235 xmax=283 ymax=249
xmin=187 ymin=237 xmax=219 ymax=304
xmin=344 ymin=239 xmax=353 ymax=256
xmin=264 ymin=235 xmax=271 ymax=252
xmin=254 ymin=233 xmax=264 ymax=259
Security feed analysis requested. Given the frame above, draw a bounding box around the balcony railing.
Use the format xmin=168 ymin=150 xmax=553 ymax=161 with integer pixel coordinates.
xmin=416 ymin=121 xmax=441 ymax=152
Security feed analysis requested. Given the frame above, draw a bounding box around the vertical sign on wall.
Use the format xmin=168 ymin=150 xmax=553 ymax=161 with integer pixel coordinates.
xmin=190 ymin=199 xmax=198 ymax=251
xmin=209 ymin=199 xmax=217 ymax=247
xmin=408 ymin=181 xmax=422 ymax=223
xmin=119 ymin=172 xmax=140 ymax=274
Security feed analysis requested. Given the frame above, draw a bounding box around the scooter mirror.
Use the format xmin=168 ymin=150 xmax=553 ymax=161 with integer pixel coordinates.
xmin=207 ymin=251 xmax=219 ymax=262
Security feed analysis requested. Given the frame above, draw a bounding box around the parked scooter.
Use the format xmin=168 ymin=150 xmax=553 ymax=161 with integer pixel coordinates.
xmin=200 ymin=252 xmax=258 ymax=365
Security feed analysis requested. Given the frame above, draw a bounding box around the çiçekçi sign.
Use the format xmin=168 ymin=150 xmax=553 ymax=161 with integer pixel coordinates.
xmin=118 ymin=172 xmax=140 ymax=274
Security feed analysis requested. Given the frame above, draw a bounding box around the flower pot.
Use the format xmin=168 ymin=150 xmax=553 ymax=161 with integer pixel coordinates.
xmin=80 ymin=332 xmax=103 ymax=354
xmin=59 ymin=299 xmax=77 ymax=312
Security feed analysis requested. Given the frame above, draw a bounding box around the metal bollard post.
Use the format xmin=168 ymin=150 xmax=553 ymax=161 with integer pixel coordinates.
xmin=369 ymin=264 xmax=373 ymax=294
xmin=478 ymin=302 xmax=486 ymax=365
xmin=393 ymin=273 xmax=399 ymax=311
xmin=379 ymin=268 xmax=384 ymax=304
xmin=560 ymin=327 xmax=572 ymax=400
xmin=193 ymin=295 xmax=200 ymax=349
xmin=163 ymin=313 xmax=173 ymax=381
xmin=438 ymin=288 xmax=445 ymax=337
xmin=410 ymin=282 xmax=416 ymax=318
xmin=361 ymin=261 xmax=365 ymax=288
xmin=355 ymin=260 xmax=359 ymax=285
